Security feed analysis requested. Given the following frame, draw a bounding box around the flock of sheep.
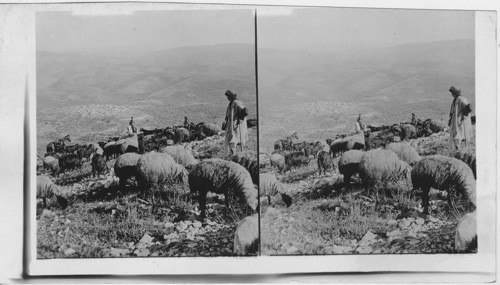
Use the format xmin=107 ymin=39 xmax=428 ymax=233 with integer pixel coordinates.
xmin=37 ymin=119 xmax=263 ymax=255
xmin=262 ymin=117 xmax=477 ymax=252
xmin=36 ymin=115 xmax=478 ymax=255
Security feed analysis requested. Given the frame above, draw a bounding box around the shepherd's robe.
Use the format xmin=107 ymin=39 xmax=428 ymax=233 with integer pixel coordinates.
xmin=224 ymin=99 xmax=248 ymax=151
xmin=449 ymin=95 xmax=473 ymax=144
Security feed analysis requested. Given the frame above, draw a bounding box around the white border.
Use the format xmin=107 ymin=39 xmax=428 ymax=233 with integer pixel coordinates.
xmin=0 ymin=1 xmax=495 ymax=281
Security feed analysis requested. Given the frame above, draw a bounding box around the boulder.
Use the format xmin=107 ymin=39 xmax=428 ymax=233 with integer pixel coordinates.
xmin=455 ymin=212 xmax=477 ymax=252
xmin=233 ymin=214 xmax=259 ymax=256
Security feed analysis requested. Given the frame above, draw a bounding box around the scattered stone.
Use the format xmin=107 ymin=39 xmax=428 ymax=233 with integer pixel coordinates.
xmin=357 ymin=246 xmax=373 ymax=254
xmin=325 ymin=245 xmax=352 ymax=254
xmin=134 ymin=248 xmax=150 ymax=257
xmin=361 ymin=231 xmax=377 ymax=243
xmin=286 ymin=246 xmax=299 ymax=254
xmin=193 ymin=221 xmax=202 ymax=228
xmin=139 ymin=234 xmax=154 ymax=244
xmin=110 ymin=247 xmax=129 ymax=257
xmin=64 ymin=248 xmax=76 ymax=256
xmin=387 ymin=219 xmax=397 ymax=226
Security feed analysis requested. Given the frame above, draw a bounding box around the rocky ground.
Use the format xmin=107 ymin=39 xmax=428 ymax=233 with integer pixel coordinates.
xmin=260 ymin=131 xmax=475 ymax=255
xmin=37 ymin=130 xmax=258 ymax=258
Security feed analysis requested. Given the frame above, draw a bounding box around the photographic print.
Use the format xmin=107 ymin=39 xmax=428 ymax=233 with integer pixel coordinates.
xmin=258 ymin=7 xmax=477 ymax=255
xmin=35 ymin=7 xmax=259 ymax=258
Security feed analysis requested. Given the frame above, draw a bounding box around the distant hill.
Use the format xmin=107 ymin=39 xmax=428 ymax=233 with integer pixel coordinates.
xmin=37 ymin=43 xmax=256 ymax=154
xmin=259 ymin=39 xmax=475 ymax=150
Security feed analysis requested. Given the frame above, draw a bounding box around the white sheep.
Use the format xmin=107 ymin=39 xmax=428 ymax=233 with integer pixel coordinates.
xmin=43 ymin=156 xmax=60 ymax=176
xmin=411 ymin=155 xmax=476 ymax=214
xmin=386 ymin=142 xmax=421 ymax=166
xmin=37 ymin=175 xmax=67 ymax=209
xmin=188 ymin=159 xmax=258 ymax=220
xmin=270 ymin=153 xmax=286 ymax=171
xmin=338 ymin=150 xmax=365 ymax=187
xmin=135 ymin=152 xmax=187 ymax=189
xmin=259 ymin=173 xmax=292 ymax=207
xmin=117 ymin=134 xmax=139 ymax=154
xmin=161 ymin=145 xmax=198 ymax=168
xmin=233 ymin=214 xmax=259 ymax=256
xmin=114 ymin=153 xmax=142 ymax=187
xmin=455 ymin=211 xmax=477 ymax=252
xmin=359 ymin=149 xmax=412 ymax=187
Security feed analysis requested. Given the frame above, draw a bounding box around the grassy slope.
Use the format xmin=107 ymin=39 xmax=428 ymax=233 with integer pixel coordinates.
xmin=37 ymin=129 xmax=258 ymax=258
xmin=260 ymin=131 xmax=476 ymax=255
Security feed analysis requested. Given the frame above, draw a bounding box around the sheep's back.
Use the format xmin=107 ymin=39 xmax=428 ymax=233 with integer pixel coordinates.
xmin=189 ymin=159 xmax=257 ymax=208
xmin=114 ymin=153 xmax=141 ymax=178
xmin=338 ymin=150 xmax=364 ymax=175
xmin=386 ymin=142 xmax=421 ymax=165
xmin=259 ymin=173 xmax=280 ymax=197
xmin=37 ymin=175 xmax=58 ymax=198
xmin=161 ymin=145 xmax=197 ymax=167
xmin=136 ymin=152 xmax=179 ymax=184
xmin=359 ymin=149 xmax=405 ymax=183
xmin=412 ymin=155 xmax=475 ymax=205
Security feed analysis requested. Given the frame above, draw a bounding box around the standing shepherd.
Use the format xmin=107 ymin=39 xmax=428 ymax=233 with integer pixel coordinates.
xmin=355 ymin=114 xmax=367 ymax=133
xmin=448 ymin=86 xmax=473 ymax=149
xmin=128 ymin=117 xmax=138 ymax=135
xmin=222 ymin=90 xmax=248 ymax=154
xmin=411 ymin=113 xmax=417 ymax=126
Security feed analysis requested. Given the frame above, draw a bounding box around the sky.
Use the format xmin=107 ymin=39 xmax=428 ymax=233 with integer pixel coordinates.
xmin=258 ymin=8 xmax=474 ymax=53
xmin=36 ymin=9 xmax=254 ymax=55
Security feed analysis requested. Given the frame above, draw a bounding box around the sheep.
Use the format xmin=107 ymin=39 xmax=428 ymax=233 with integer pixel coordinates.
xmin=411 ymin=155 xmax=476 ymax=214
xmin=233 ymin=214 xmax=259 ymax=256
xmin=43 ymin=156 xmax=60 ymax=176
xmin=135 ymin=152 xmax=187 ymax=189
xmin=91 ymin=153 xmax=107 ymax=178
xmin=229 ymin=153 xmax=259 ymax=184
xmin=292 ymin=141 xmax=306 ymax=152
xmin=259 ymin=152 xmax=271 ymax=169
xmin=273 ymin=139 xmax=283 ymax=150
xmin=188 ymin=159 xmax=258 ymax=220
xmin=284 ymin=151 xmax=310 ymax=171
xmin=338 ymin=150 xmax=365 ymax=187
xmin=358 ymin=149 xmax=412 ymax=192
xmin=117 ymin=134 xmax=139 ymax=154
xmin=259 ymin=173 xmax=292 ymax=207
xmin=330 ymin=139 xmax=347 ymax=158
xmin=166 ymin=127 xmax=190 ymax=144
xmin=386 ymin=142 xmax=421 ymax=166
xmin=103 ymin=141 xmax=121 ymax=160
xmin=455 ymin=211 xmax=477 ymax=252
xmin=161 ymin=145 xmax=198 ymax=168
xmin=304 ymin=141 xmax=323 ymax=158
xmin=453 ymin=149 xmax=476 ymax=179
xmin=270 ymin=153 xmax=286 ymax=172
xmin=114 ymin=153 xmax=142 ymax=187
xmin=317 ymin=150 xmax=334 ymax=175
xmin=202 ymin=122 xmax=221 ymax=136
xmin=424 ymin=119 xmax=447 ymax=133
xmin=400 ymin=124 xmax=416 ymax=140
xmin=37 ymin=175 xmax=67 ymax=209
xmin=345 ymin=132 xmax=365 ymax=151
xmin=58 ymin=153 xmax=82 ymax=174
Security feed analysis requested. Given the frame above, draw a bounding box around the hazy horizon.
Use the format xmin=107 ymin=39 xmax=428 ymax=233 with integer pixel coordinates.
xmin=37 ymin=10 xmax=254 ymax=56
xmin=258 ymin=8 xmax=474 ymax=53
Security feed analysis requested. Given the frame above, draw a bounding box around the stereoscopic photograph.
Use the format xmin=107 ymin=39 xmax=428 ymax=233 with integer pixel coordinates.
xmin=258 ymin=8 xmax=477 ymax=255
xmin=35 ymin=8 xmax=259 ymax=258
